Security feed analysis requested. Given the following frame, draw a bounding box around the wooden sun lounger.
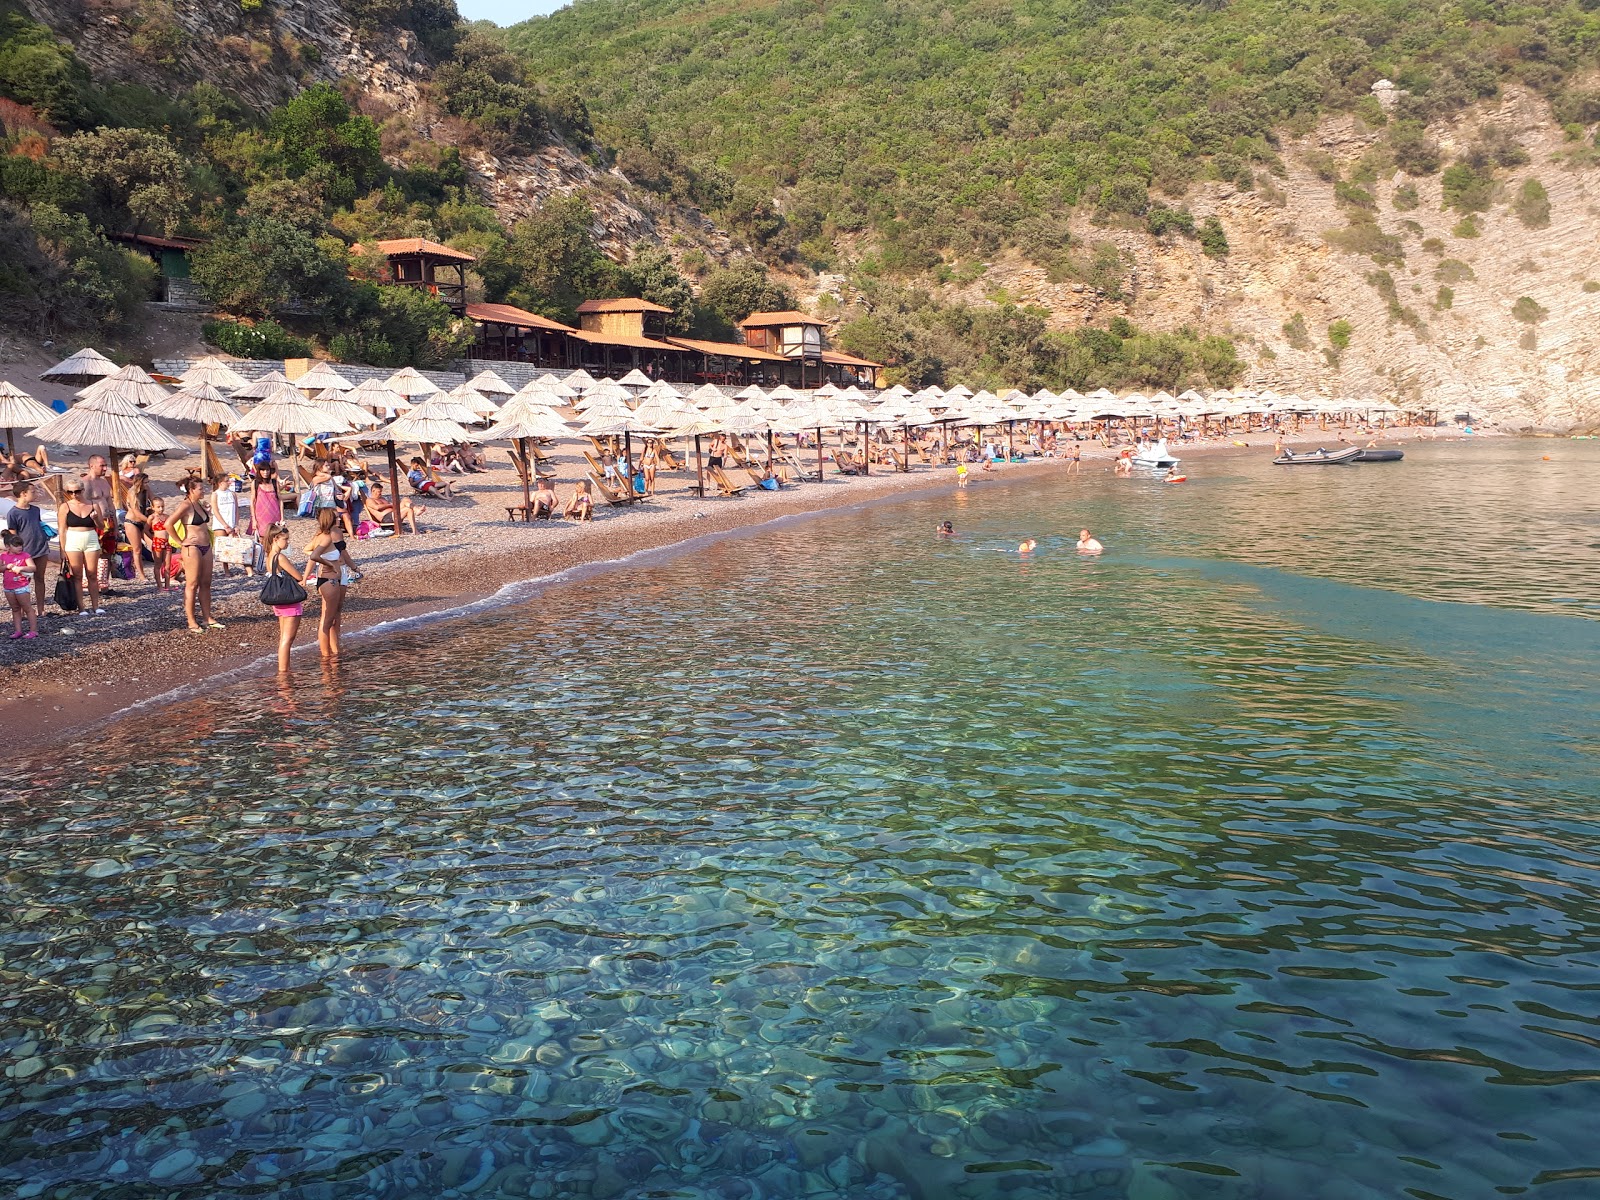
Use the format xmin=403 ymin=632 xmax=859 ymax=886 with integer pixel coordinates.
xmin=589 ymin=472 xmax=629 ymax=507
xmin=707 ymin=465 xmax=744 ymax=496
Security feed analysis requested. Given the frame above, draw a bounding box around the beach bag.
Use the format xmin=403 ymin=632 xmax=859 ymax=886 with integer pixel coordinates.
xmin=54 ymin=567 xmax=78 ymax=612
xmin=759 ymin=477 xmax=779 ymax=491
xmin=214 ymin=535 xmax=252 ymax=566
xmin=632 ymin=471 xmax=647 ymax=494
xmin=355 ymin=519 xmax=377 ymax=540
xmin=297 ymin=490 xmax=314 ymax=518
xmin=259 ymin=564 xmax=307 ymax=607
xmin=115 ymin=551 xmax=134 ymax=580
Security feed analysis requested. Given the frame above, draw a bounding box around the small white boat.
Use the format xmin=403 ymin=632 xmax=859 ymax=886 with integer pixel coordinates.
xmin=1130 ymin=439 xmax=1180 ymax=468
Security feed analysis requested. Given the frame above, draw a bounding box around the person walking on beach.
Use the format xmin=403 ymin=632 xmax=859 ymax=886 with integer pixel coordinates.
xmin=58 ymin=479 xmax=106 ymax=615
xmin=262 ymin=523 xmax=307 ymax=673
xmin=6 ymin=481 xmax=51 ymax=616
xmin=305 ymin=508 xmax=348 ymax=659
xmin=169 ymin=475 xmax=221 ymax=632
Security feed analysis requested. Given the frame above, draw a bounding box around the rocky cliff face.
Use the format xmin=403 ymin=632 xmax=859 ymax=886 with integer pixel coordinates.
xmin=950 ymin=88 xmax=1600 ymax=431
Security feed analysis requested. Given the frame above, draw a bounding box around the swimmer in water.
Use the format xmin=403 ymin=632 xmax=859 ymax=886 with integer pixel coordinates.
xmin=1164 ymin=465 xmax=1182 ymax=481
xmin=1076 ymin=528 xmax=1104 ymax=554
xmin=1018 ymin=538 xmax=1037 ymax=554
xmin=937 ymin=521 xmax=954 ymax=535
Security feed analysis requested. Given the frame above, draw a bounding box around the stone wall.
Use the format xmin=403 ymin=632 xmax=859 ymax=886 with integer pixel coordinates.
xmin=154 ymin=359 xmax=465 ymax=390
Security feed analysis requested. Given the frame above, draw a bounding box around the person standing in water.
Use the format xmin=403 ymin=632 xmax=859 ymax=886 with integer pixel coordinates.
xmin=1077 ymin=529 xmax=1104 ymax=554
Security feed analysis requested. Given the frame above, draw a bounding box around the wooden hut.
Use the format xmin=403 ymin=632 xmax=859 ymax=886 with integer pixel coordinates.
xmin=352 ymin=238 xmax=474 ymax=313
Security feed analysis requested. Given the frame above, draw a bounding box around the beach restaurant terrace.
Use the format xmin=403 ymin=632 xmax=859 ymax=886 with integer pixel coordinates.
xmin=352 ymin=237 xmax=474 ymax=314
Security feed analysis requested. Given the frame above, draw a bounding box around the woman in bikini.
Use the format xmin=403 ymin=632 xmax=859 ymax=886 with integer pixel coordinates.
xmin=169 ymin=475 xmax=221 ymax=632
xmin=122 ymin=470 xmax=154 ymax=583
xmin=305 ymin=508 xmax=348 ymax=659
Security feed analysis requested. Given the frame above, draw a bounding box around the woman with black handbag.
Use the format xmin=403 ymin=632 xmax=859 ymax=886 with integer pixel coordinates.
xmin=56 ymin=479 xmax=104 ymax=615
xmin=258 ymin=524 xmax=308 ymax=673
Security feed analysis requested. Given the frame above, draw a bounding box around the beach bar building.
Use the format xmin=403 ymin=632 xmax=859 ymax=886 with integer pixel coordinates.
xmin=738 ymin=311 xmax=881 ymax=388
xmin=353 ymin=238 xmax=474 ymax=314
xmin=467 ymin=301 xmax=580 ymax=368
xmin=570 ymin=298 xmax=687 ymax=377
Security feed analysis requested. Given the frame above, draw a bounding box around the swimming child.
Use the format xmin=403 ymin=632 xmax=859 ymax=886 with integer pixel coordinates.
xmin=149 ymin=498 xmax=172 ymax=590
xmin=937 ymin=521 xmax=954 ymax=535
xmin=1018 ymin=538 xmax=1037 ymax=553
xmin=1 ymin=530 xmax=37 ymax=638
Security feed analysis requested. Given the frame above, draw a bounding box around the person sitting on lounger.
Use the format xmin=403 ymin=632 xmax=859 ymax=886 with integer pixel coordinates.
xmin=408 ymin=457 xmax=456 ymax=499
xmin=366 ymin=479 xmax=422 ymax=533
xmin=565 ymin=479 xmax=594 ymax=521
xmin=531 ymin=476 xmax=559 ymax=518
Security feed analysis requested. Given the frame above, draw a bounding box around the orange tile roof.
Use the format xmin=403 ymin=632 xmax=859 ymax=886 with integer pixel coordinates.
xmin=354 ymin=237 xmax=476 ymax=263
xmin=466 ymin=302 xmax=576 ymax=333
xmin=666 ymin=336 xmax=788 ymax=363
xmin=821 ymin=349 xmax=884 ymax=368
xmin=740 ymin=310 xmax=828 ymax=328
xmin=576 ymin=297 xmax=674 ymax=314
xmin=570 ymin=329 xmax=684 ymax=352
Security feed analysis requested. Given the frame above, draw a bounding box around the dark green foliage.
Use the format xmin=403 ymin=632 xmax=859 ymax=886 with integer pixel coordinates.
xmin=329 ymin=284 xmax=470 ymax=367
xmin=1282 ymin=312 xmax=1311 ymax=350
xmin=1435 ymin=285 xmax=1454 ymax=309
xmin=1145 ymin=206 xmax=1196 ymax=239
xmin=832 ymin=282 xmax=1243 ymax=391
xmin=1511 ymin=295 xmax=1548 ymax=323
xmin=502 ymin=0 xmax=1599 ymax=271
xmin=1198 ymin=216 xmax=1229 ymax=258
xmin=0 ymin=200 xmax=155 ymax=334
xmin=431 ymin=31 xmax=546 ymax=147
xmin=1441 ymin=163 xmax=1494 ymax=213
xmin=474 ymin=194 xmax=622 ymax=323
xmin=53 ymin=126 xmax=190 ymax=234
xmin=1335 ymin=182 xmax=1376 ymax=211
xmin=693 ymin=259 xmax=795 ymax=338
xmin=617 ymin=244 xmax=693 ymax=334
xmin=1328 ymin=318 xmax=1352 ymax=349
xmin=190 ymin=218 xmax=350 ymax=318
xmin=1513 ymin=178 xmax=1551 ymax=228
xmin=268 ymin=84 xmax=383 ymax=203
xmin=341 ymin=0 xmax=461 ymax=57
xmin=202 ymin=317 xmax=311 ymax=359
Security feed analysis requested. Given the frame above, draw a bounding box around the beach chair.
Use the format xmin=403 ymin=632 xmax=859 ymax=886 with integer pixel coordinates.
xmin=834 ymin=450 xmax=863 ymax=476
xmin=783 ymin=449 xmax=814 ymax=482
xmin=588 ymin=472 xmax=629 ymax=507
xmin=707 ymin=465 xmax=744 ymax=497
xmin=654 ymin=442 xmax=684 ymax=470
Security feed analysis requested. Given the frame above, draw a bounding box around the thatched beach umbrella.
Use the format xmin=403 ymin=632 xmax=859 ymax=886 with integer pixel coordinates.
xmin=309 ymin=388 xmax=382 ymax=432
xmin=487 ymin=404 xmax=572 ymax=518
xmin=147 ymin=382 xmax=242 ymax=477
xmin=365 ymin=396 xmax=474 ymax=535
xmin=78 ymin=364 xmax=169 ymax=410
xmin=618 ymin=368 xmax=652 ymax=391
xmin=384 ymin=367 xmax=441 ymax=403
xmin=0 ymin=381 xmax=59 ymax=459
xmin=180 ymin=355 xmax=249 ymax=392
xmin=347 ymin=379 xmax=412 ymax=418
xmin=294 ymin=362 xmax=355 ymax=393
xmin=41 ymin=347 xmax=118 ymax=388
xmin=465 ymin=368 xmax=516 ymax=398
xmin=667 ymin=413 xmax=727 ymax=499
xmin=31 ymin=388 xmax=186 ymax=468
xmin=231 ymin=369 xmax=298 ymax=400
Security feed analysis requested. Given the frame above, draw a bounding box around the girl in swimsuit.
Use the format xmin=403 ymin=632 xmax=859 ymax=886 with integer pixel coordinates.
xmin=169 ymin=475 xmax=221 ymax=632
xmin=262 ymin=523 xmax=307 ymax=673
xmin=305 ymin=508 xmax=347 ymax=659
xmin=57 ymin=479 xmax=106 ymax=615
xmin=250 ymin=463 xmax=282 ymax=570
xmin=123 ymin=472 xmax=153 ymax=583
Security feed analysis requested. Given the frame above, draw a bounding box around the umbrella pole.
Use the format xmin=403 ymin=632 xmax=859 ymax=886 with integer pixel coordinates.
xmin=624 ymin=431 xmax=634 ymax=500
xmin=517 ymin=437 xmax=532 ymax=517
xmin=860 ymin=422 xmax=869 ymax=476
xmin=815 ymin=428 xmax=823 ymax=481
xmin=694 ymin=434 xmax=705 ymax=499
xmin=1007 ymin=422 xmax=1014 ymax=461
xmin=6 ymin=428 xmax=13 ymax=460
xmin=902 ymin=423 xmax=909 ymax=472
xmin=387 ymin=442 xmax=403 ymax=538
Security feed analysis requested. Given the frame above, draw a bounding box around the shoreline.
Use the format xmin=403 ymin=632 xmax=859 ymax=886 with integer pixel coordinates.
xmin=2 ymin=429 xmax=1451 ymax=746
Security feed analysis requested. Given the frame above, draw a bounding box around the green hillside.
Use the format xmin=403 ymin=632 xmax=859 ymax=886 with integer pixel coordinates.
xmin=503 ymin=0 xmax=1600 ymax=271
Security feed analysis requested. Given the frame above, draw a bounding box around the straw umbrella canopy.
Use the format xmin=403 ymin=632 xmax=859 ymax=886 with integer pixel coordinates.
xmin=31 ymin=388 xmax=187 ymax=464
xmin=443 ymin=383 xmax=499 ymax=420
xmin=233 ymin=385 xmax=355 ymax=438
xmin=564 ymin=369 xmax=598 ymax=395
xmin=767 ymin=383 xmax=803 ymax=404
xmin=310 ymin=388 xmax=381 ymax=430
xmin=347 ymin=378 xmax=412 ymax=417
xmin=295 ymin=362 xmax=355 ymax=393
xmin=735 ymin=383 xmax=770 ymax=402
xmin=41 ymin=348 xmax=119 ymax=388
xmin=665 ymin=412 xmax=730 ymax=497
xmin=465 ymin=368 xmax=516 ymax=397
xmin=180 ymin=356 xmax=249 ymax=392
xmin=419 ymin=388 xmax=486 ymax=426
xmin=486 ymin=404 xmax=573 ymax=516
xmin=384 ymin=367 xmax=441 ymax=402
xmin=231 ymin=369 xmax=298 ymax=400
xmin=146 ymin=381 xmax=241 ymax=427
xmin=944 ymin=383 xmax=974 ymax=400
xmin=537 ymin=373 xmax=579 ymax=399
xmin=617 ymin=368 xmax=653 ymax=390
xmin=379 ymin=396 xmax=475 ymax=446
xmin=0 ymin=381 xmax=60 ymax=458
xmin=78 ymin=364 xmax=169 ymax=410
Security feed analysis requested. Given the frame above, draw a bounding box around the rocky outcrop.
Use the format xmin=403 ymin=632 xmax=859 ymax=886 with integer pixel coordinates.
xmin=958 ymin=88 xmax=1600 ymax=431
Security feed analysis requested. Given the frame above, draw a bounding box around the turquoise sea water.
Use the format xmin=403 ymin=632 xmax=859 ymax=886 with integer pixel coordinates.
xmin=2 ymin=440 xmax=1598 ymax=1199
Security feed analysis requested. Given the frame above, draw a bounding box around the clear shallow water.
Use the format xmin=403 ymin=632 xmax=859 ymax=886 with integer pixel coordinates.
xmin=3 ymin=440 xmax=1599 ymax=1199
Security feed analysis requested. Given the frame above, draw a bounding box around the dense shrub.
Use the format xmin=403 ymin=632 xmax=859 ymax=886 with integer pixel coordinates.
xmin=1513 ymin=178 xmax=1550 ymax=228
xmin=201 ymin=317 xmax=311 ymax=359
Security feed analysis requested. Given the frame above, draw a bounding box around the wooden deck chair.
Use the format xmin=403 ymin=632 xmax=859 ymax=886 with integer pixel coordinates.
xmin=655 ymin=442 xmax=684 ymax=470
xmin=707 ymin=465 xmax=744 ymax=496
xmin=834 ymin=449 xmax=862 ymax=476
xmin=588 ymin=471 xmax=629 ymax=507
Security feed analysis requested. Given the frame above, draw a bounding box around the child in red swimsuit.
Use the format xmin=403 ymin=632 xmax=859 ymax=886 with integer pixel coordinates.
xmin=149 ymin=499 xmax=172 ymax=590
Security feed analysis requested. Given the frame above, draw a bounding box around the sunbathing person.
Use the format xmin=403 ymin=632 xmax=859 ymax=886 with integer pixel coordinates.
xmin=366 ymin=479 xmax=423 ymax=533
xmin=408 ymin=457 xmax=456 ymax=499
xmin=531 ymin=476 xmax=559 ymax=518
xmin=565 ymin=479 xmax=594 ymax=521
